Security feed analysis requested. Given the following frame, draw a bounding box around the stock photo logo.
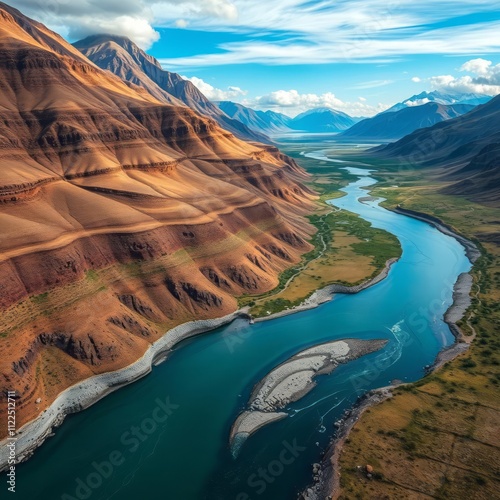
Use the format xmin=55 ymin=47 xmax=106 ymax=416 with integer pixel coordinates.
xmin=61 ymin=397 xmax=179 ymax=500
xmin=235 ymin=439 xmax=306 ymax=499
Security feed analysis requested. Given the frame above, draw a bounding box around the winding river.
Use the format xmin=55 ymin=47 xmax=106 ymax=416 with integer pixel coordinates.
xmin=13 ymin=144 xmax=471 ymax=500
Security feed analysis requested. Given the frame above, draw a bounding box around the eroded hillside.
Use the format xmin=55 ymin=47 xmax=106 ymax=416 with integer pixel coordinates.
xmin=0 ymin=2 xmax=317 ymax=431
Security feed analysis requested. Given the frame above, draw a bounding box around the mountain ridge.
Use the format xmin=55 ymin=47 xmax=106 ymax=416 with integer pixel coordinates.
xmin=74 ymin=34 xmax=271 ymax=144
xmin=340 ymin=102 xmax=475 ymax=141
xmin=384 ymin=90 xmax=492 ymax=114
xmin=218 ymin=101 xmax=293 ymax=134
xmin=218 ymin=101 xmax=359 ymax=135
xmin=377 ymin=94 xmax=500 ymax=204
xmin=289 ymin=107 xmax=358 ymax=133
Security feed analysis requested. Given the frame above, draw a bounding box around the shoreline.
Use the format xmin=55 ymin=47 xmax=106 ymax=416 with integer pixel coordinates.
xmin=0 ymin=201 xmax=478 ymax=500
xmin=393 ymin=206 xmax=481 ymax=263
xmin=0 ymin=309 xmax=252 ymax=471
xmin=254 ymin=257 xmax=399 ymax=323
xmin=298 ymin=207 xmax=480 ymax=500
xmin=0 ymin=256 xmax=398 ymax=472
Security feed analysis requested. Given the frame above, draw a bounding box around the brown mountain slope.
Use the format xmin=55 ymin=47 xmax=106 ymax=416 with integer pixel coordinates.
xmin=72 ymin=35 xmax=185 ymax=107
xmin=377 ymin=95 xmax=500 ymax=205
xmin=0 ymin=2 xmax=317 ymax=431
xmin=440 ymin=140 xmax=500 ymax=204
xmin=74 ymin=34 xmax=271 ymax=144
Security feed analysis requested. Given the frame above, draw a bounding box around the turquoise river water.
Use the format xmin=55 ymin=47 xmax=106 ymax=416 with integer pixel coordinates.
xmin=12 ymin=144 xmax=471 ymax=500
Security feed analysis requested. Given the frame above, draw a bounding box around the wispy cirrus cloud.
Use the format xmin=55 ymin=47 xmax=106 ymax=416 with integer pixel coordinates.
xmin=155 ymin=1 xmax=500 ymax=67
xmin=352 ymin=80 xmax=394 ymax=89
xmin=14 ymin=0 xmax=500 ymax=61
xmin=159 ymin=19 xmax=500 ymax=68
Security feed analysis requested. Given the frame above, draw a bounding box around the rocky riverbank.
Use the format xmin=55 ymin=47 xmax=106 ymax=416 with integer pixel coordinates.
xmin=0 ymin=310 xmax=251 ymax=471
xmin=0 ymin=252 xmax=400 ymax=472
xmin=299 ymin=387 xmax=394 ymax=500
xmin=298 ymin=208 xmax=480 ymax=500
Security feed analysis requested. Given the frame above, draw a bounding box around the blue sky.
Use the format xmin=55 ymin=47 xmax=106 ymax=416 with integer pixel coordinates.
xmin=16 ymin=0 xmax=500 ymax=116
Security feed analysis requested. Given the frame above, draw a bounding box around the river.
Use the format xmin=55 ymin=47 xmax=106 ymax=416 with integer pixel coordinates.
xmin=13 ymin=142 xmax=471 ymax=500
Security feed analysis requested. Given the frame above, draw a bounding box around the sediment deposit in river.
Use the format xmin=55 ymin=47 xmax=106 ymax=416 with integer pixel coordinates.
xmin=230 ymin=338 xmax=387 ymax=453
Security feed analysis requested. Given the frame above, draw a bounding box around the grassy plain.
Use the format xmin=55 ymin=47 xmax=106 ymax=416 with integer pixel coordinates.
xmin=334 ymin=157 xmax=500 ymax=500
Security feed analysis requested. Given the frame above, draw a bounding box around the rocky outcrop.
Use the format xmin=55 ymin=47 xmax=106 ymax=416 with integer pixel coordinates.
xmin=117 ymin=294 xmax=159 ymax=321
xmin=200 ymin=267 xmax=233 ymax=291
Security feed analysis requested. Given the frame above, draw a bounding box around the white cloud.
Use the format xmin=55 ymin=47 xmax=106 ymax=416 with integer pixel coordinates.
xmin=429 ymin=58 xmax=500 ymax=96
xmin=73 ymin=16 xmax=160 ymax=48
xmin=14 ymin=0 xmax=238 ymax=48
xmin=412 ymin=77 xmax=421 ymax=83
xmin=174 ymin=82 xmax=389 ymax=117
xmin=15 ymin=0 xmax=155 ymax=47
xmin=183 ymin=76 xmax=248 ymax=100
xmin=251 ymin=89 xmax=389 ymax=117
xmin=461 ymin=58 xmax=492 ymax=75
xmin=15 ymin=1 xmax=500 ymax=60
xmin=405 ymin=98 xmax=430 ymax=106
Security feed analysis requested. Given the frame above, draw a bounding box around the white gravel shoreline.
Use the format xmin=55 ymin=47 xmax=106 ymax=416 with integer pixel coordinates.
xmin=0 ymin=310 xmax=249 ymax=471
xmin=229 ymin=339 xmax=387 ymax=454
xmin=0 ymin=252 xmax=399 ymax=471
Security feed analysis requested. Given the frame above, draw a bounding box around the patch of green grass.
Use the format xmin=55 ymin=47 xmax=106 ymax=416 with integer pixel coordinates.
xmin=85 ymin=269 xmax=99 ymax=281
xmin=31 ymin=292 xmax=49 ymax=304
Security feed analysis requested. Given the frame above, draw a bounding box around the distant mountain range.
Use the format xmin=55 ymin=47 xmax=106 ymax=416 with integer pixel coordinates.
xmin=74 ymin=35 xmax=270 ymax=144
xmin=70 ymin=34 xmax=498 ymax=206
xmin=291 ymin=108 xmax=360 ymax=133
xmin=218 ymin=92 xmax=493 ymax=140
xmin=218 ymin=102 xmax=359 ymax=134
xmin=378 ymin=94 xmax=500 ymax=204
xmin=218 ymin=101 xmax=293 ymax=134
xmin=339 ymin=102 xmax=475 ymax=141
xmin=384 ymin=90 xmax=491 ymax=113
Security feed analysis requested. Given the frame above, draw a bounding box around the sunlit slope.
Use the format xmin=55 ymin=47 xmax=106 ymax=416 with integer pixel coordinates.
xmin=0 ymin=2 xmax=317 ymax=430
